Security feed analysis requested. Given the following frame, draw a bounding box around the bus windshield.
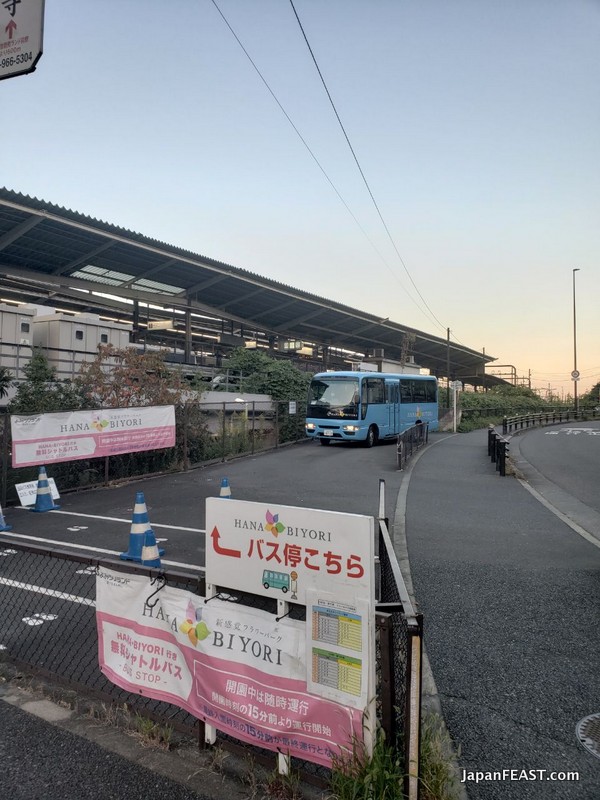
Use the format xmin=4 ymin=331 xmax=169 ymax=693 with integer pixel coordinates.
xmin=307 ymin=377 xmax=360 ymax=420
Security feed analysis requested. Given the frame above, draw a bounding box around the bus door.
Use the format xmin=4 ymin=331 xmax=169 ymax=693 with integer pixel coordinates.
xmin=388 ymin=379 xmax=401 ymax=434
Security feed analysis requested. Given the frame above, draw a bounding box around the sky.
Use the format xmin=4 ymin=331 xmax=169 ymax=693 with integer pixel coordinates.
xmin=1 ymin=0 xmax=598 ymax=397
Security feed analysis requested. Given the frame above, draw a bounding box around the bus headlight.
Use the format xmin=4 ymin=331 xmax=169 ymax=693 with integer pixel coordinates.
xmin=342 ymin=425 xmax=360 ymax=432
xmin=305 ymin=423 xmax=316 ymax=431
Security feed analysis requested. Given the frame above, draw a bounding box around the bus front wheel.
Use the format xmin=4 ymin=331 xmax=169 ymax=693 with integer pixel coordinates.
xmin=364 ymin=426 xmax=377 ymax=448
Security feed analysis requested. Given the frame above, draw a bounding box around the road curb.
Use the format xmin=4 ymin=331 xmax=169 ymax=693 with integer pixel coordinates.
xmin=391 ymin=433 xmax=469 ymax=800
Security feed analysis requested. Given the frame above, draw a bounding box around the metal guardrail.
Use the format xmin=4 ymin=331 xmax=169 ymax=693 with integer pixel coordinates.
xmin=396 ymin=422 xmax=429 ymax=471
xmin=502 ymin=409 xmax=599 ymax=435
xmin=487 ymin=426 xmax=509 ymax=476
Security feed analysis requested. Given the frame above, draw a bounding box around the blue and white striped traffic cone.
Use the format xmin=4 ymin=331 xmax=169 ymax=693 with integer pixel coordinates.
xmin=120 ymin=491 xmax=164 ymax=562
xmin=30 ymin=466 xmax=60 ymax=512
xmin=140 ymin=528 xmax=162 ymax=568
xmin=0 ymin=502 xmax=12 ymax=531
xmin=219 ymin=477 xmax=232 ymax=498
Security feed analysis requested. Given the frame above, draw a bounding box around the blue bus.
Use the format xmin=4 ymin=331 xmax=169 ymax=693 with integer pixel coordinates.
xmin=305 ymin=371 xmax=438 ymax=446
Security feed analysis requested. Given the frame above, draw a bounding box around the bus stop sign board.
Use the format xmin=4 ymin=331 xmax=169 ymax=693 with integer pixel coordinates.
xmin=0 ymin=0 xmax=44 ymax=81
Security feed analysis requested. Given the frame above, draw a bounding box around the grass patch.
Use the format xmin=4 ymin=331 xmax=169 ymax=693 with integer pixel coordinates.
xmin=457 ymin=415 xmax=503 ymax=432
xmin=419 ymin=713 xmax=461 ymax=800
xmin=132 ymin=712 xmax=174 ymax=749
xmin=328 ymin=714 xmax=460 ymax=800
xmin=329 ymin=729 xmax=404 ymax=799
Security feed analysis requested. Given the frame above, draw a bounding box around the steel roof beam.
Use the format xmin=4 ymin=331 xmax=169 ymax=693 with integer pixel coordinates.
xmin=0 ymin=215 xmax=44 ymax=252
xmin=53 ymin=241 xmax=115 ymax=275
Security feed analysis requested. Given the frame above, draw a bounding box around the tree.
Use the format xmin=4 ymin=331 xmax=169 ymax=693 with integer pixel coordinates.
xmin=76 ymin=345 xmax=185 ymax=408
xmin=0 ymin=366 xmax=13 ymax=399
xmin=221 ymin=348 xmax=312 ymax=400
xmin=580 ymin=382 xmax=600 ymax=409
xmin=9 ymin=350 xmax=84 ymax=414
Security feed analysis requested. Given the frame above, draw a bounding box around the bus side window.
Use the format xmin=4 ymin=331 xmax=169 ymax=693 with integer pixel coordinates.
xmin=399 ymin=380 xmax=412 ymax=403
xmin=366 ymin=378 xmax=384 ymax=404
xmin=425 ymin=381 xmax=437 ymax=402
xmin=412 ymin=381 xmax=426 ymax=402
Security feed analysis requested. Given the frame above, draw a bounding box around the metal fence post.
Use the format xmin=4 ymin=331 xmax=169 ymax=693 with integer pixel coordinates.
xmin=221 ymin=402 xmax=226 ymax=461
xmin=377 ymin=613 xmax=395 ymax=741
xmin=499 ymin=440 xmax=507 ymax=476
xmin=182 ymin=402 xmax=190 ymax=471
xmin=1 ymin=409 xmax=9 ymax=507
xmin=404 ymin=616 xmax=423 ymax=800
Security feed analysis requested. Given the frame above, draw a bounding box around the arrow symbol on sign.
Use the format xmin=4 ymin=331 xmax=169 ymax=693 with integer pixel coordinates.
xmin=5 ymin=20 xmax=17 ymax=40
xmin=210 ymin=526 xmax=241 ymax=558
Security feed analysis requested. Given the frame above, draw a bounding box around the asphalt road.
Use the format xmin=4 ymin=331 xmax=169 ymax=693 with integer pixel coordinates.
xmin=405 ymin=428 xmax=600 ymax=800
xmin=516 ymin=422 xmax=600 ymax=513
xmin=1 ymin=430 xmax=599 ymax=799
xmin=2 ymin=438 xmax=403 ymax=568
xmin=0 ymin=700 xmax=213 ymax=800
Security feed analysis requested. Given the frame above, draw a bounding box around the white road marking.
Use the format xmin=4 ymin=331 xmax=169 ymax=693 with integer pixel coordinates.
xmin=518 ymin=479 xmax=600 ymax=550
xmin=15 ymin=508 xmax=205 ymax=533
xmin=0 ymin=531 xmax=205 ymax=572
xmin=5 ymin=579 xmax=95 ymax=606
xmin=22 ymin=613 xmax=58 ymax=626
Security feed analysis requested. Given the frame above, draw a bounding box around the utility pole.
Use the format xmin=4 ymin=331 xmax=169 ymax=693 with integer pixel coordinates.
xmin=446 ymin=328 xmax=451 ymax=408
xmin=572 ymin=269 xmax=580 ymax=412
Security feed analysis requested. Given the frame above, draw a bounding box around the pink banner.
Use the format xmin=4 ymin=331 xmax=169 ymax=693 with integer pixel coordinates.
xmin=96 ymin=572 xmax=364 ymax=767
xmin=11 ymin=406 xmax=175 ymax=467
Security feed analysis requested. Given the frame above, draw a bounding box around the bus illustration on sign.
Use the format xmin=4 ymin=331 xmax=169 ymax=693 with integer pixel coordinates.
xmin=262 ymin=569 xmax=290 ymax=593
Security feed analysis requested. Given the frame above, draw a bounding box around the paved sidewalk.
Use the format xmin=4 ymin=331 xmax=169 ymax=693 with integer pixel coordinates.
xmin=403 ymin=429 xmax=600 ymax=800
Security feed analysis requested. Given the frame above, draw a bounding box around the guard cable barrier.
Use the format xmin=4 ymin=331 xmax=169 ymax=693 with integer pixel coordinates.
xmin=487 ymin=427 xmax=509 ymax=477
xmin=396 ymin=422 xmax=429 ymax=471
xmin=0 ymin=526 xmax=422 ymax=797
xmin=502 ymin=408 xmax=600 ymax=435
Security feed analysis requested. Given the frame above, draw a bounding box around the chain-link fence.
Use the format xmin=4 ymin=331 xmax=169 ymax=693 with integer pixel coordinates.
xmin=0 ymin=523 xmax=421 ymax=794
xmin=1 ymin=400 xmax=307 ymax=507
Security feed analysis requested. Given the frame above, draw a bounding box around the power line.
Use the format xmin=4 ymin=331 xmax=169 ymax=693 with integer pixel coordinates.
xmin=209 ymin=0 xmax=442 ymax=331
xmin=288 ymin=0 xmax=447 ymax=334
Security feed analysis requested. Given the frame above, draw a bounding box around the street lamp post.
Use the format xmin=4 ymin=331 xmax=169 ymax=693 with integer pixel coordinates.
xmin=572 ymin=268 xmax=580 ymax=412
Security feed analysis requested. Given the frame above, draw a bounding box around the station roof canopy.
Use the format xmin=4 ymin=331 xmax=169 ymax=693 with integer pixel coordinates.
xmin=0 ymin=188 xmax=499 ymax=386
